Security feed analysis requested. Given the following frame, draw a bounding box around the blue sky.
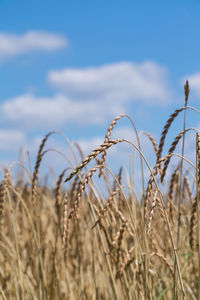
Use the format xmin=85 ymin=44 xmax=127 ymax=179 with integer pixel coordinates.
xmin=0 ymin=1 xmax=200 ymax=184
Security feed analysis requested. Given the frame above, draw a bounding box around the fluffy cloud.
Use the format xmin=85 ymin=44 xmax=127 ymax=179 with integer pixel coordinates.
xmin=0 ymin=61 xmax=172 ymax=130
xmin=0 ymin=31 xmax=67 ymax=61
xmin=48 ymin=61 xmax=170 ymax=104
xmin=0 ymin=93 xmax=125 ymax=129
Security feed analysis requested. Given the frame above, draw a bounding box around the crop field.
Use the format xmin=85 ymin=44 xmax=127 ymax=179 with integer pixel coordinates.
xmin=1 ymin=81 xmax=200 ymax=299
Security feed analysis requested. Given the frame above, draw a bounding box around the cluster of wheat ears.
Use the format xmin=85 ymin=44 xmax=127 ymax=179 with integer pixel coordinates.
xmin=1 ymin=81 xmax=200 ymax=299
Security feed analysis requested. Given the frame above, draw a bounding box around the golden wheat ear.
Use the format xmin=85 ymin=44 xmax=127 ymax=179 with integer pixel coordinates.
xmin=32 ymin=131 xmax=54 ymax=205
xmin=65 ymin=139 xmax=124 ymax=183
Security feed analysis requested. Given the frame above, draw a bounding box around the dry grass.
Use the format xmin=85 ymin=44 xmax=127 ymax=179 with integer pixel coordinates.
xmin=1 ymin=82 xmax=200 ymax=299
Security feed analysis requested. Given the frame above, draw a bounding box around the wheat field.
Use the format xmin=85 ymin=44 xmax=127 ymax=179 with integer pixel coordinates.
xmin=0 ymin=81 xmax=200 ymax=299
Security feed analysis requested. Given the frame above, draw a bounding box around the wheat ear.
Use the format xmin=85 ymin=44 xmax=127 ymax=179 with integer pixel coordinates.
xmin=91 ymin=187 xmax=121 ymax=229
xmin=190 ymin=196 xmax=197 ymax=249
xmin=157 ymin=107 xmax=186 ymax=165
xmin=147 ymin=190 xmax=158 ymax=235
xmin=62 ymin=194 xmax=69 ymax=260
xmin=0 ymin=163 xmax=17 ymax=233
xmin=32 ymin=132 xmax=54 ymax=204
xmin=99 ymin=114 xmax=126 ymax=177
xmin=190 ymin=134 xmax=200 ymax=248
xmin=144 ymin=153 xmax=172 ymax=221
xmin=115 ymin=246 xmax=134 ymax=279
xmin=161 ymin=128 xmax=190 ymax=183
xmin=55 ymin=168 xmax=68 ymax=222
xmin=115 ymin=221 xmax=128 ymax=268
xmin=68 ymin=165 xmax=100 ymax=219
xmin=65 ymin=139 xmax=123 ymax=183
xmin=183 ymin=174 xmax=193 ymax=200
xmin=143 ymin=131 xmax=159 ymax=156
xmin=167 ymin=167 xmax=179 ymax=221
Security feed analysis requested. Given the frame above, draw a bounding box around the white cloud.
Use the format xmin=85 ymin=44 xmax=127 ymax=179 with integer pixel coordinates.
xmin=0 ymin=58 xmax=175 ymax=169
xmin=0 ymin=93 xmax=125 ymax=129
xmin=0 ymin=31 xmax=67 ymax=61
xmin=182 ymin=73 xmax=200 ymax=97
xmin=48 ymin=61 xmax=170 ymax=104
xmin=0 ymin=61 xmax=172 ymax=130
xmin=0 ymin=129 xmax=25 ymax=150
